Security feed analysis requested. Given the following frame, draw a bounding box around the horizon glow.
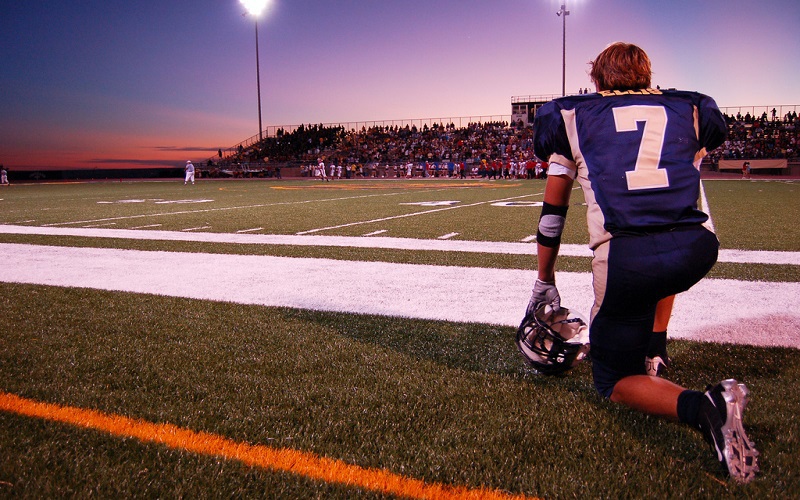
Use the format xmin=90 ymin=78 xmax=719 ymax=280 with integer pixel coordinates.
xmin=1 ymin=0 xmax=798 ymax=171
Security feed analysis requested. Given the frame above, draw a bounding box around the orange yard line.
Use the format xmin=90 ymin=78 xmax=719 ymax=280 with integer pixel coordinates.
xmin=0 ymin=391 xmax=536 ymax=500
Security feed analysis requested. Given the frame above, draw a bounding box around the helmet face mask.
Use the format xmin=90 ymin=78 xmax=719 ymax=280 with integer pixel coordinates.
xmin=516 ymin=303 xmax=590 ymax=375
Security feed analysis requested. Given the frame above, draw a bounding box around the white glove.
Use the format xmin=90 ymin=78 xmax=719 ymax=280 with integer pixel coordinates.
xmin=527 ymin=279 xmax=561 ymax=315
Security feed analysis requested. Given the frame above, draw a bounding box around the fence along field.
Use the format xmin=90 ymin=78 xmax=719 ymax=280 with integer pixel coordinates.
xmin=0 ymin=178 xmax=799 ymax=497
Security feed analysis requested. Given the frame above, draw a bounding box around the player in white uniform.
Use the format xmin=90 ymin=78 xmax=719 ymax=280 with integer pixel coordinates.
xmin=318 ymin=160 xmax=329 ymax=181
xmin=184 ymin=161 xmax=195 ymax=185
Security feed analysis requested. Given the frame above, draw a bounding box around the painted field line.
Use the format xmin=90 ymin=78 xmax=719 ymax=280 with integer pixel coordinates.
xmin=438 ymin=232 xmax=459 ymax=240
xmin=236 ymin=227 xmax=263 ymax=233
xmin=0 ymin=392 xmax=533 ymax=500
xmin=0 ymin=223 xmax=589 ymax=257
xmin=1 ymin=243 xmax=798 ymax=348
xmin=699 ymin=180 xmax=715 ymax=233
xmin=295 ymin=191 xmax=539 ymax=235
xmin=82 ymin=222 xmax=117 ymax=228
xmin=38 ymin=189 xmax=440 ymax=228
xmin=1 ymin=225 xmax=798 ymax=264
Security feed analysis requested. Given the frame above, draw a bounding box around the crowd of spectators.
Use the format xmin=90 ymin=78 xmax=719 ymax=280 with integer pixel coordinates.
xmin=225 ymin=121 xmax=539 ymax=171
xmin=216 ymin=108 xmax=798 ymax=175
xmin=712 ymin=109 xmax=799 ymax=162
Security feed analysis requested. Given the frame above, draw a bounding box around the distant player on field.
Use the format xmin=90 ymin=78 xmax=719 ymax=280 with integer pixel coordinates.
xmin=184 ymin=160 xmax=195 ymax=185
xmin=317 ymin=159 xmax=330 ymax=182
xmin=528 ymin=42 xmax=758 ymax=482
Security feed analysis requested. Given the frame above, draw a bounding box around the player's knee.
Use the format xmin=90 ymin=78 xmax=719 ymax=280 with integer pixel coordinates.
xmin=591 ymin=344 xmax=648 ymax=398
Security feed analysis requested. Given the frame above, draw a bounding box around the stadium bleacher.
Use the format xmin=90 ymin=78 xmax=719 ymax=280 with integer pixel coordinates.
xmin=208 ymin=110 xmax=798 ymax=179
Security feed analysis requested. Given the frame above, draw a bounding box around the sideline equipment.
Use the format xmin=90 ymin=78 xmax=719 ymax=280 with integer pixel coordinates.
xmin=516 ymin=303 xmax=590 ymax=375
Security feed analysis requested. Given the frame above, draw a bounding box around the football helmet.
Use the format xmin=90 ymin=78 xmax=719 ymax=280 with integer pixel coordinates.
xmin=516 ymin=303 xmax=590 ymax=375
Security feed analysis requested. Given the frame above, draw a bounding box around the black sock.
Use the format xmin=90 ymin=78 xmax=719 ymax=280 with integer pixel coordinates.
xmin=677 ymin=389 xmax=705 ymax=430
xmin=648 ymin=330 xmax=668 ymax=358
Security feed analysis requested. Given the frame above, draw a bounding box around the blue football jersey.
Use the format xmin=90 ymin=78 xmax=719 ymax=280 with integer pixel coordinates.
xmin=533 ymin=88 xmax=726 ymax=249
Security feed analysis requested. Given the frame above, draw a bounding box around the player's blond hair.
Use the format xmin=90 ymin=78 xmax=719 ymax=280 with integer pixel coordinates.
xmin=589 ymin=42 xmax=652 ymax=91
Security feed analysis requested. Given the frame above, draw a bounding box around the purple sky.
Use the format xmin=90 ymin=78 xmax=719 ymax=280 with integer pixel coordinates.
xmin=2 ymin=0 xmax=798 ymax=170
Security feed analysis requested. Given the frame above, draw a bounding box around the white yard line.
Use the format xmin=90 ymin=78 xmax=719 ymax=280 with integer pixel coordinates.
xmin=0 ymin=224 xmax=589 ymax=256
xmin=699 ymin=180 xmax=716 ymax=233
xmin=82 ymin=222 xmax=118 ymax=228
xmin=438 ymin=232 xmax=459 ymax=240
xmin=38 ymin=188 xmax=453 ymax=228
xmin=295 ymin=192 xmax=538 ymax=235
xmin=2 ymin=225 xmax=799 ymax=264
xmin=1 ymin=242 xmax=798 ymax=349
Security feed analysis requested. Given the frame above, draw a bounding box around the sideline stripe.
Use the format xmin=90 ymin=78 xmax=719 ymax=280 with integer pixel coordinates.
xmin=4 ymin=242 xmax=798 ymax=347
xmin=0 ymin=391 xmax=534 ymax=500
xmin=699 ymin=180 xmax=716 ymax=233
xmin=2 ymin=224 xmax=798 ymax=265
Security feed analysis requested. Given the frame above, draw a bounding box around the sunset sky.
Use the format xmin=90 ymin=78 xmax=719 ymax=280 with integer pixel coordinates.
xmin=2 ymin=0 xmax=798 ymax=170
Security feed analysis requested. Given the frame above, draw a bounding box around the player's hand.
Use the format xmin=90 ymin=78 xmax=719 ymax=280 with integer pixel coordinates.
xmin=527 ymin=279 xmax=561 ymax=314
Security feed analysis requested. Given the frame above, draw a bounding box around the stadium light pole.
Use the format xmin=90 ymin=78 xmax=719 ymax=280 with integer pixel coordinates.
xmin=240 ymin=0 xmax=271 ymax=142
xmin=557 ymin=3 xmax=570 ymax=97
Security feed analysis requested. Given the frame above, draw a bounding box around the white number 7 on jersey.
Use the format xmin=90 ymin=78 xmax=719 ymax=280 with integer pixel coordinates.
xmin=613 ymin=105 xmax=669 ymax=190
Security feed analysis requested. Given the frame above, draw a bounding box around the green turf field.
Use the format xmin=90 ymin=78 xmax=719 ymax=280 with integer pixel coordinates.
xmin=1 ymin=178 xmax=799 ymax=498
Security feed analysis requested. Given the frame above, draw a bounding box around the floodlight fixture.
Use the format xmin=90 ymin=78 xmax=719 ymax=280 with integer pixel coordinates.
xmin=240 ymin=0 xmax=272 ymax=142
xmin=240 ymin=0 xmax=270 ymax=17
